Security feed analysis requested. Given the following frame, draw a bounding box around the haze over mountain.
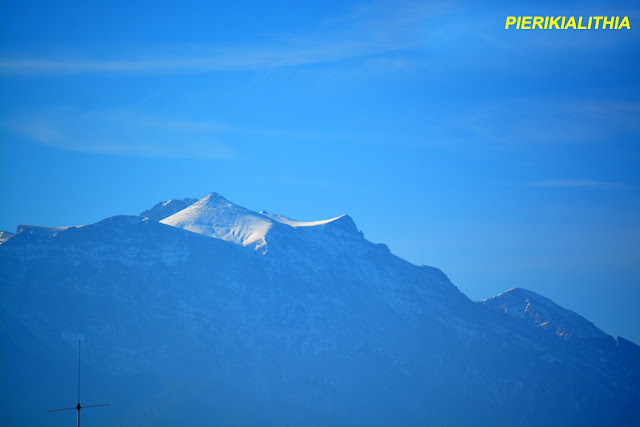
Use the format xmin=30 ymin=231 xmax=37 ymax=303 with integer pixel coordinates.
xmin=1 ymin=192 xmax=638 ymax=427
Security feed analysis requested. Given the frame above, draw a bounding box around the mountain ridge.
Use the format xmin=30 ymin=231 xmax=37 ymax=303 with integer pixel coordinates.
xmin=482 ymin=287 xmax=611 ymax=341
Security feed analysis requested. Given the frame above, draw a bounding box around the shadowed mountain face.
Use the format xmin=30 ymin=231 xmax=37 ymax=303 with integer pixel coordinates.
xmin=139 ymin=197 xmax=199 ymax=221
xmin=1 ymin=193 xmax=639 ymax=427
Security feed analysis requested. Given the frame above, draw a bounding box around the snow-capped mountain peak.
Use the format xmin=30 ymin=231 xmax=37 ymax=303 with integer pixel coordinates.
xmin=160 ymin=192 xmax=274 ymax=251
xmin=159 ymin=192 xmax=357 ymax=252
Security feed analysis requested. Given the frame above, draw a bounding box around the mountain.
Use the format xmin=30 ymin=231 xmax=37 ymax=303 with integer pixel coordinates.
xmin=1 ymin=192 xmax=638 ymax=427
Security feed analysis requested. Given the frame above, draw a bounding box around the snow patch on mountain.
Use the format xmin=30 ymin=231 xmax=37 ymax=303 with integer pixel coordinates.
xmin=262 ymin=211 xmax=346 ymax=228
xmin=15 ymin=224 xmax=76 ymax=237
xmin=481 ymin=287 xmax=609 ymax=340
xmin=161 ymin=193 xmax=276 ymax=252
xmin=0 ymin=231 xmax=15 ymax=244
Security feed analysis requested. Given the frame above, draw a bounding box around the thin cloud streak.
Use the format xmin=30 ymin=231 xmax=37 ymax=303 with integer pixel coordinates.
xmin=0 ymin=107 xmax=379 ymax=159
xmin=0 ymin=43 xmax=402 ymax=75
xmin=0 ymin=109 xmax=235 ymax=160
xmin=528 ymin=179 xmax=627 ymax=189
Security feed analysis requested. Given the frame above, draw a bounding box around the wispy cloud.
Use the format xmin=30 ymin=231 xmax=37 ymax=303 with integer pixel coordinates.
xmin=2 ymin=2 xmax=637 ymax=77
xmin=0 ymin=107 xmax=374 ymax=158
xmin=1 ymin=108 xmax=234 ymax=159
xmin=0 ymin=45 xmax=396 ymax=75
xmin=0 ymin=2 xmax=442 ymax=76
xmin=528 ymin=179 xmax=627 ymax=189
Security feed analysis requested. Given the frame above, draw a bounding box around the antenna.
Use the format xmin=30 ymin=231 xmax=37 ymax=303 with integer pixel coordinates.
xmin=49 ymin=340 xmax=110 ymax=427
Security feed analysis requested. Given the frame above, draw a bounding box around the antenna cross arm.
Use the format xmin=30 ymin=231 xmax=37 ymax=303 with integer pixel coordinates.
xmin=48 ymin=407 xmax=77 ymax=412
xmin=83 ymin=403 xmax=110 ymax=409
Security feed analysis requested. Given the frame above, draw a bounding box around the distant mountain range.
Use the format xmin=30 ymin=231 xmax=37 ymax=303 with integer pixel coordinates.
xmin=1 ymin=193 xmax=638 ymax=426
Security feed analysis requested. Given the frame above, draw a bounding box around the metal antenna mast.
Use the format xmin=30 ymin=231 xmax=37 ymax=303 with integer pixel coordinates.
xmin=49 ymin=340 xmax=110 ymax=427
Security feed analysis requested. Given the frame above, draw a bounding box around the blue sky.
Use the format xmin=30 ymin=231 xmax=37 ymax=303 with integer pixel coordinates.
xmin=1 ymin=0 xmax=639 ymax=342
